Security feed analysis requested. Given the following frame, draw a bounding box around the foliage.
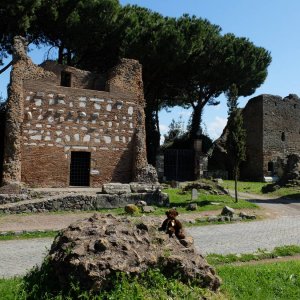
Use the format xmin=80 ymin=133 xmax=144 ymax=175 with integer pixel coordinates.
xmin=217 ymin=260 xmax=300 ymax=300
xmin=207 ymin=245 xmax=300 ymax=265
xmin=13 ymin=260 xmax=216 ymax=299
xmin=226 ymin=84 xmax=247 ymax=202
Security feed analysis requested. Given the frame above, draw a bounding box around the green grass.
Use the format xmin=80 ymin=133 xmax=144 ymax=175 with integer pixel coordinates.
xmin=217 ymin=260 xmax=300 ymax=300
xmin=0 ymin=230 xmax=58 ymax=241
xmin=0 ymin=277 xmax=26 ymax=300
xmin=0 ymin=267 xmax=221 ymax=300
xmin=222 ymin=180 xmax=300 ymax=199
xmin=222 ymin=180 xmax=268 ymax=194
xmin=162 ymin=188 xmax=258 ymax=214
xmin=207 ymin=245 xmax=300 ymax=265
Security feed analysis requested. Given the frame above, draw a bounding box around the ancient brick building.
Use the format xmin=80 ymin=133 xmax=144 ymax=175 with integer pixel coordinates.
xmin=0 ymin=36 xmax=152 ymax=190
xmin=210 ymin=94 xmax=300 ymax=181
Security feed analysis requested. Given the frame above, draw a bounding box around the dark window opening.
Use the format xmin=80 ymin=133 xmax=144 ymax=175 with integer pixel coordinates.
xmin=70 ymin=151 xmax=91 ymax=186
xmin=61 ymin=71 xmax=72 ymax=87
xmin=294 ymin=104 xmax=297 ymax=109
xmin=268 ymin=161 xmax=274 ymax=173
xmin=281 ymin=132 xmax=286 ymax=142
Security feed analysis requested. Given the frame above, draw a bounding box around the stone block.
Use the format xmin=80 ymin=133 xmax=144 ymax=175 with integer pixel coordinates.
xmin=102 ymin=183 xmax=131 ymax=195
xmin=130 ymin=183 xmax=160 ymax=193
xmin=142 ymin=206 xmax=155 ymax=213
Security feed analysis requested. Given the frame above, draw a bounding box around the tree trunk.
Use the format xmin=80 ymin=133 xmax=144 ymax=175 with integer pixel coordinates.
xmin=58 ymin=46 xmax=64 ymax=64
xmin=234 ymin=166 xmax=238 ymax=203
xmin=145 ymin=103 xmax=160 ymax=166
xmin=190 ymin=104 xmax=203 ymax=139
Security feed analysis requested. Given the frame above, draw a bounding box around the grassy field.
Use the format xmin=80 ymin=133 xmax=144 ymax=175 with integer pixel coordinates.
xmin=207 ymin=245 xmax=300 ymax=265
xmin=0 ymin=269 xmax=221 ymax=300
xmin=222 ymin=180 xmax=300 ymax=199
xmin=0 ymin=230 xmax=58 ymax=241
xmin=217 ymin=260 xmax=300 ymax=300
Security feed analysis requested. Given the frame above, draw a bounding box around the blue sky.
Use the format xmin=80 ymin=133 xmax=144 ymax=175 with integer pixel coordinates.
xmin=1 ymin=0 xmax=300 ymax=140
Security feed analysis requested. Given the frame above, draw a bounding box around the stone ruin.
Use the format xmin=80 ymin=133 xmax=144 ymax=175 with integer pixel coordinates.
xmin=209 ymin=94 xmax=300 ymax=181
xmin=44 ymin=214 xmax=220 ymax=294
xmin=0 ymin=36 xmax=158 ymax=193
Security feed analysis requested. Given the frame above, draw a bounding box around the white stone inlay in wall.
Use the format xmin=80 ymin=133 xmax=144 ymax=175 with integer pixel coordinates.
xmin=38 ymin=115 xmax=43 ymax=120
xmin=94 ymin=138 xmax=100 ymax=143
xmin=48 ymin=116 xmax=54 ymax=123
xmin=90 ymin=98 xmax=104 ymax=102
xmin=56 ymin=131 xmax=62 ymax=136
xmin=122 ymin=137 xmax=126 ymax=143
xmin=36 ymin=124 xmax=42 ymax=128
xmin=115 ymin=136 xmax=119 ymax=142
xmin=83 ymin=135 xmax=90 ymax=142
xmin=30 ymin=135 xmax=42 ymax=141
xmin=49 ymin=99 xmax=55 ymax=105
xmin=129 ymin=123 xmax=133 ymax=128
xmin=79 ymin=102 xmax=86 ymax=108
xmin=79 ymin=97 xmax=86 ymax=101
xmin=26 ymin=96 xmax=31 ymax=101
xmin=103 ymin=136 xmax=111 ymax=144
xmin=106 ymin=104 xmax=112 ymax=111
xmin=108 ymin=122 xmax=112 ymax=127
xmin=65 ymin=135 xmax=70 ymax=142
xmin=81 ymin=126 xmax=87 ymax=131
xmin=128 ymin=106 xmax=133 ymax=115
xmin=56 ymin=138 xmax=62 ymax=143
xmin=74 ymin=134 xmax=80 ymax=141
xmin=48 ymin=94 xmax=54 ymax=98
xmin=79 ymin=111 xmax=86 ymax=117
xmin=27 ymin=112 xmax=32 ymax=120
xmin=94 ymin=103 xmax=101 ymax=110
xmin=35 ymin=99 xmax=42 ymax=106
xmin=58 ymin=99 xmax=65 ymax=105
xmin=44 ymin=136 xmax=51 ymax=141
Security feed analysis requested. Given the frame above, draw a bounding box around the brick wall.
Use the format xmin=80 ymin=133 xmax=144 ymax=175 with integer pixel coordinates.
xmin=262 ymin=94 xmax=300 ymax=176
xmin=22 ymin=79 xmax=140 ymax=187
xmin=241 ymin=95 xmax=264 ymax=180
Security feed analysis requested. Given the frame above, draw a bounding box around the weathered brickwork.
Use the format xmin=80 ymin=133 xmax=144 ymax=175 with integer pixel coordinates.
xmin=210 ymin=94 xmax=300 ymax=181
xmin=1 ymin=36 xmax=151 ymax=189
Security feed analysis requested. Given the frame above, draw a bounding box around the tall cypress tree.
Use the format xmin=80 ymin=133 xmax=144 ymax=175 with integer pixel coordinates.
xmin=226 ymin=84 xmax=246 ymax=202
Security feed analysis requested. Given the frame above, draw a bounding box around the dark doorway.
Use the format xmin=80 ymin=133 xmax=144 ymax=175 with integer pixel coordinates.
xmin=164 ymin=149 xmax=194 ymax=181
xmin=61 ymin=71 xmax=72 ymax=87
xmin=70 ymin=152 xmax=91 ymax=186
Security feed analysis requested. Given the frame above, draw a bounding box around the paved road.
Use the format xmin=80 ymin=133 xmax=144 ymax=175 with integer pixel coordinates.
xmin=0 ymin=238 xmax=52 ymax=278
xmin=1 ymin=192 xmax=300 ymax=278
xmin=187 ymin=215 xmax=300 ymax=255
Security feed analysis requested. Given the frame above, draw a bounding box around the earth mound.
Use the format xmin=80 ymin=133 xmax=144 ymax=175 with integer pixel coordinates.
xmin=48 ymin=214 xmax=220 ymax=292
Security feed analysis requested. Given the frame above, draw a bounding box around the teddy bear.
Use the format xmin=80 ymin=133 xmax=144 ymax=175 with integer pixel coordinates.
xmin=159 ymin=208 xmax=185 ymax=240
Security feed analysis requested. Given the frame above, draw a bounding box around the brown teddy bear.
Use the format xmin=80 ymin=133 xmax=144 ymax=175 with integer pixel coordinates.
xmin=159 ymin=208 xmax=185 ymax=240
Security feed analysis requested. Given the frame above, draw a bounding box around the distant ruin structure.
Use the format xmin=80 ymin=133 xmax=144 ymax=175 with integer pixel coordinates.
xmin=210 ymin=94 xmax=300 ymax=181
xmin=0 ymin=36 xmax=154 ymax=191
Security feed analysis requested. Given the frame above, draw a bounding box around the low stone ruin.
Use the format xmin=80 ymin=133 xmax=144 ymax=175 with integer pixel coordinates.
xmin=0 ymin=183 xmax=168 ymax=214
xmin=47 ymin=214 xmax=220 ymax=293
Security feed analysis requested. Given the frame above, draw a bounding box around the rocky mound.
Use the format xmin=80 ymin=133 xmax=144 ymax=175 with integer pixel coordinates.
xmin=48 ymin=214 xmax=220 ymax=293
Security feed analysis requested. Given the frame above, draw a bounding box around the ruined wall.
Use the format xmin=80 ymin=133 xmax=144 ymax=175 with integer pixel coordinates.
xmin=22 ymin=72 xmax=141 ymax=187
xmin=1 ymin=36 xmax=55 ymax=190
xmin=41 ymin=61 xmax=106 ymax=91
xmin=0 ymin=104 xmax=6 ymax=184
xmin=2 ymin=36 xmax=149 ymax=189
xmin=262 ymin=94 xmax=300 ymax=176
xmin=240 ymin=95 xmax=264 ymax=180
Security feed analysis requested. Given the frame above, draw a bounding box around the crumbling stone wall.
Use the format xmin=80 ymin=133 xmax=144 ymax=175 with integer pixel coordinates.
xmin=210 ymin=94 xmax=300 ymax=181
xmin=1 ymin=36 xmax=54 ymax=190
xmin=262 ymin=94 xmax=300 ymax=177
xmin=2 ymin=36 xmax=151 ymax=189
xmin=0 ymin=103 xmax=6 ymax=184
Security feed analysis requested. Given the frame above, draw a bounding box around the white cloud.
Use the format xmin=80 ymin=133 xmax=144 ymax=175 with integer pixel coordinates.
xmin=159 ymin=124 xmax=168 ymax=144
xmin=207 ymin=116 xmax=227 ymax=140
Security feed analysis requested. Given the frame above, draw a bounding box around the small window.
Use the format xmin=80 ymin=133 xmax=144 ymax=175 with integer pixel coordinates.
xmin=281 ymin=132 xmax=286 ymax=142
xmin=268 ymin=161 xmax=274 ymax=172
xmin=61 ymin=71 xmax=72 ymax=87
